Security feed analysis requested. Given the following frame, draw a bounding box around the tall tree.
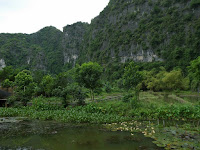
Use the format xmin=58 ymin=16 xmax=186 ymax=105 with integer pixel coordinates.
xmin=188 ymin=56 xmax=200 ymax=92
xmin=40 ymin=75 xmax=55 ymax=97
xmin=123 ymin=62 xmax=143 ymax=90
xmin=14 ymin=70 xmax=34 ymax=105
xmin=123 ymin=61 xmax=143 ymax=102
xmin=15 ymin=70 xmax=33 ymax=91
xmin=1 ymin=79 xmax=14 ymax=91
xmin=76 ymin=62 xmax=103 ymax=101
xmin=0 ymin=66 xmax=19 ymax=82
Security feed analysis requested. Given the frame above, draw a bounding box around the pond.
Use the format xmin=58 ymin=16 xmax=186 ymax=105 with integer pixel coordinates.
xmin=0 ymin=118 xmax=163 ymax=150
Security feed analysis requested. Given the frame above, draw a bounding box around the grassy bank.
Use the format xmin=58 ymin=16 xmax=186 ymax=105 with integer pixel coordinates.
xmin=0 ymin=92 xmax=199 ymax=123
xmin=0 ymin=91 xmax=200 ymax=149
xmin=0 ymin=105 xmax=130 ymax=124
xmin=94 ymin=92 xmax=200 ymax=121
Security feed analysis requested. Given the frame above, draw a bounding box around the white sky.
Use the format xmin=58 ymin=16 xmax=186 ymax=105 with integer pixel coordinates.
xmin=0 ymin=0 xmax=109 ymax=34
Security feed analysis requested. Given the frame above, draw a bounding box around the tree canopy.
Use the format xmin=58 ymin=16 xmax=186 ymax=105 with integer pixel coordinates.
xmin=15 ymin=70 xmax=33 ymax=90
xmin=188 ymin=56 xmax=200 ymax=92
xmin=76 ymin=62 xmax=103 ymax=100
xmin=123 ymin=62 xmax=143 ymax=90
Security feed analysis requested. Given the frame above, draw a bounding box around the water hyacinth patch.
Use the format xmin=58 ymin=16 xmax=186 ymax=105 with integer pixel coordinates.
xmin=0 ymin=107 xmax=130 ymax=124
xmin=104 ymin=120 xmax=200 ymax=150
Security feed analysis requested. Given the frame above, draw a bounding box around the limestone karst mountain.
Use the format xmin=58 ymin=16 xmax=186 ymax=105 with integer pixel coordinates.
xmin=0 ymin=0 xmax=199 ymax=73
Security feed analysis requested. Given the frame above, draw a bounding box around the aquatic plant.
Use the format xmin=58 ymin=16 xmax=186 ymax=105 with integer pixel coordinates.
xmin=31 ymin=96 xmax=64 ymax=111
xmin=0 ymin=106 xmax=130 ymax=124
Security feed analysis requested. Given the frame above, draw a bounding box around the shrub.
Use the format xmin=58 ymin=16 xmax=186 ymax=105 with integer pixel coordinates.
xmin=130 ymin=96 xmax=140 ymax=109
xmin=32 ymin=96 xmax=64 ymax=111
xmin=122 ymin=92 xmax=133 ymax=103
xmin=104 ymin=82 xmax=112 ymax=93
xmin=190 ymin=0 xmax=200 ymax=8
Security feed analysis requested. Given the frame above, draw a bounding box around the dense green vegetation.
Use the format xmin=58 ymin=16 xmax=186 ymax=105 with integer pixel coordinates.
xmin=0 ymin=105 xmax=129 ymax=124
xmin=76 ymin=62 xmax=103 ymax=101
xmin=0 ymin=27 xmax=63 ymax=74
xmin=0 ymin=0 xmax=199 ymax=74
xmin=0 ymin=57 xmax=199 ymax=118
xmin=188 ymin=56 xmax=200 ymax=92
xmin=0 ymin=91 xmax=199 ymax=122
xmin=79 ymin=0 xmax=200 ymax=72
xmin=0 ymin=58 xmax=199 ymax=149
xmin=0 ymin=0 xmax=200 ymax=149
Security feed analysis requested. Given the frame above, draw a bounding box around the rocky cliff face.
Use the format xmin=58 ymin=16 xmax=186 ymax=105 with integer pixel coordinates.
xmin=0 ymin=59 xmax=6 ymax=70
xmin=79 ymin=0 xmax=200 ymax=70
xmin=0 ymin=23 xmax=89 ymax=72
xmin=62 ymin=22 xmax=89 ymax=67
xmin=0 ymin=27 xmax=64 ymax=73
xmin=0 ymin=0 xmax=199 ymax=72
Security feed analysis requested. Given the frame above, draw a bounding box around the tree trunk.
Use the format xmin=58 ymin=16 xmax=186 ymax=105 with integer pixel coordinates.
xmin=134 ymin=87 xmax=140 ymax=101
xmin=92 ymin=90 xmax=95 ymax=101
xmin=90 ymin=90 xmax=93 ymax=101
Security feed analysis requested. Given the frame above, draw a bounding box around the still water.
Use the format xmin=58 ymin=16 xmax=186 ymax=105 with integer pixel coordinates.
xmin=0 ymin=119 xmax=163 ymax=150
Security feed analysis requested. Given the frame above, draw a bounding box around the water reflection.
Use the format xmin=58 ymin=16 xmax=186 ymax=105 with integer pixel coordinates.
xmin=0 ymin=120 xmax=163 ymax=150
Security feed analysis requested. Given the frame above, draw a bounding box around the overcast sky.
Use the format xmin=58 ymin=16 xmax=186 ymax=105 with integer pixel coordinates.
xmin=0 ymin=0 xmax=109 ymax=34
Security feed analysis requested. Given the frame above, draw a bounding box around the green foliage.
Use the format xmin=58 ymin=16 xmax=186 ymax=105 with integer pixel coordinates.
xmin=0 ymin=27 xmax=63 ymax=73
xmin=32 ymin=70 xmax=46 ymax=84
xmin=32 ymin=96 xmax=64 ymax=111
xmin=0 ymin=36 xmax=29 ymax=68
xmin=13 ymin=83 xmax=36 ymax=106
xmin=0 ymin=90 xmax=200 ymax=123
xmin=40 ymin=75 xmax=55 ymax=97
xmin=63 ymin=83 xmax=87 ymax=105
xmin=130 ymin=96 xmax=140 ymax=109
xmin=83 ymin=103 xmax=107 ymax=114
xmin=79 ymin=0 xmax=200 ymax=72
xmin=155 ymin=105 xmax=200 ymax=120
xmin=15 ymin=70 xmax=33 ymax=89
xmin=103 ymin=62 xmax=125 ymax=83
xmin=123 ymin=61 xmax=143 ymax=90
xmin=7 ymin=95 xmax=20 ymax=107
xmin=95 ymin=94 xmax=200 ymax=120
xmin=14 ymin=70 xmax=35 ymax=105
xmin=122 ymin=91 xmax=140 ymax=109
xmin=0 ymin=66 xmax=20 ymax=81
xmin=76 ymin=62 xmax=103 ymax=100
xmin=54 ymin=70 xmax=75 ymax=88
xmin=1 ymin=79 xmax=14 ymax=90
xmin=162 ymin=69 xmax=189 ymax=91
xmin=122 ymin=92 xmax=133 ymax=103
xmin=188 ymin=56 xmax=200 ymax=92
xmin=143 ymin=68 xmax=189 ymax=92
xmin=145 ymin=67 xmax=166 ymax=91
xmin=0 ymin=0 xmax=199 ymax=75
xmin=95 ymin=100 xmax=132 ymax=116
xmin=190 ymin=0 xmax=200 ymax=8
xmin=103 ymin=82 xmax=112 ymax=93
xmin=0 ymin=106 xmax=129 ymax=124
